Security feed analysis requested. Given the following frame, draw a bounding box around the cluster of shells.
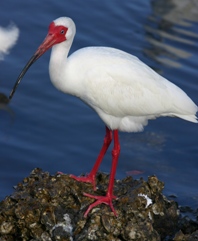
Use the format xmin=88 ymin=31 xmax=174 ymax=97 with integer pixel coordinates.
xmin=0 ymin=168 xmax=197 ymax=240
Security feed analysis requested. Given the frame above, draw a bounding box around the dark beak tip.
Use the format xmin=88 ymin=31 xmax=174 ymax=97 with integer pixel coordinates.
xmin=9 ymin=53 xmax=39 ymax=101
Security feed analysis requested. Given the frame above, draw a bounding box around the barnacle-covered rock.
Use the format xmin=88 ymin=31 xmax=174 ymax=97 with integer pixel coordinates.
xmin=0 ymin=168 xmax=197 ymax=240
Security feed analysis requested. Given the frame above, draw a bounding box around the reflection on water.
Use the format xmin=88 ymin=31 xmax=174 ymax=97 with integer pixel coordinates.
xmin=144 ymin=0 xmax=198 ymax=67
xmin=123 ymin=131 xmax=166 ymax=152
xmin=151 ymin=0 xmax=198 ymax=25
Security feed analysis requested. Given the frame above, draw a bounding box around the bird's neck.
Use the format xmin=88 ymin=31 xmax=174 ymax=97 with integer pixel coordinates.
xmin=49 ymin=40 xmax=76 ymax=95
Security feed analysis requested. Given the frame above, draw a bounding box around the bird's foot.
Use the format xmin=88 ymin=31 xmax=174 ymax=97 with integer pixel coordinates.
xmin=70 ymin=174 xmax=97 ymax=191
xmin=83 ymin=192 xmax=117 ymax=217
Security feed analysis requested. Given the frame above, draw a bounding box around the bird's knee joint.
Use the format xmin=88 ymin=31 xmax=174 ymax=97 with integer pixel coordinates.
xmin=112 ymin=148 xmax=120 ymax=157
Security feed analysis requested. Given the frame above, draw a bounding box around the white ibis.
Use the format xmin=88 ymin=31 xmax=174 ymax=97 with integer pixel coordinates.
xmin=9 ymin=17 xmax=197 ymax=217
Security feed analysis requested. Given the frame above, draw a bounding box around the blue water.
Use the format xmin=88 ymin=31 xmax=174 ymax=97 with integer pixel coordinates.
xmin=0 ymin=0 xmax=198 ymax=209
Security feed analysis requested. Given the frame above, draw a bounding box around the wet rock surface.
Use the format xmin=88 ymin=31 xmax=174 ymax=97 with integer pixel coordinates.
xmin=0 ymin=168 xmax=197 ymax=241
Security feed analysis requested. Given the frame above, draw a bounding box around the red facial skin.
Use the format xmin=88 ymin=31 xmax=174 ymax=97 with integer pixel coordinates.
xmin=35 ymin=22 xmax=68 ymax=58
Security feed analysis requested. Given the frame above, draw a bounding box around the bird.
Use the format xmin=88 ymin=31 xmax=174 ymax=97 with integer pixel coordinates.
xmin=0 ymin=23 xmax=19 ymax=61
xmin=9 ymin=17 xmax=198 ymax=217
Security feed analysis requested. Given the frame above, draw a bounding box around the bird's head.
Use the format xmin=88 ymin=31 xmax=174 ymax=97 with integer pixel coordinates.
xmin=35 ymin=17 xmax=76 ymax=57
xmin=9 ymin=17 xmax=76 ymax=100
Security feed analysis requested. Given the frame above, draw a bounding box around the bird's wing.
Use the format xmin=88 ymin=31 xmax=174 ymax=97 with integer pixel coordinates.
xmin=72 ymin=47 xmax=197 ymax=122
xmin=83 ymin=57 xmax=175 ymax=118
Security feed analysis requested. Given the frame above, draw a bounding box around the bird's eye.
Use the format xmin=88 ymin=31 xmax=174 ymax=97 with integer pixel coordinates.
xmin=60 ymin=29 xmax=65 ymax=34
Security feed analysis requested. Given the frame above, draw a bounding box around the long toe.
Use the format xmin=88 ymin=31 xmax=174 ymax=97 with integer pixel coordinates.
xmin=70 ymin=174 xmax=97 ymax=190
xmin=83 ymin=192 xmax=117 ymax=217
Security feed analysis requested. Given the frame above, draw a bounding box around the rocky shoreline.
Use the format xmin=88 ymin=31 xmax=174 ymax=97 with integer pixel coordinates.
xmin=0 ymin=168 xmax=197 ymax=240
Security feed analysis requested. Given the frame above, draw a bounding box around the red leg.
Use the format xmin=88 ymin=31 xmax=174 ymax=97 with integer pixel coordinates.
xmin=83 ymin=130 xmax=120 ymax=217
xmin=70 ymin=127 xmax=112 ymax=190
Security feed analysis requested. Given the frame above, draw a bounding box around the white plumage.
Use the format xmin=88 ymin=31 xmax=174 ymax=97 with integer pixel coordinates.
xmin=10 ymin=17 xmax=197 ymax=217
xmin=0 ymin=23 xmax=19 ymax=60
xmin=49 ymin=18 xmax=197 ymax=132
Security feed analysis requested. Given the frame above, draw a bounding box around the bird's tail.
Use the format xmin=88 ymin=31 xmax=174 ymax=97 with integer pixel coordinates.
xmin=174 ymin=113 xmax=198 ymax=123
